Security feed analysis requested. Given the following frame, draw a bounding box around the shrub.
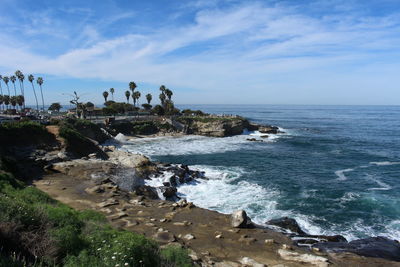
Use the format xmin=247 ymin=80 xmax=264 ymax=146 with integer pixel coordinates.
xmin=161 ymin=246 xmax=193 ymax=267
xmin=0 ymin=121 xmax=55 ymax=146
xmin=0 ymin=169 xmax=193 ymax=266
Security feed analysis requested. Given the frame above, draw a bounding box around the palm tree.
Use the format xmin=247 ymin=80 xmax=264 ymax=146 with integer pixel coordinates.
xmin=125 ymin=90 xmax=131 ymax=103
xmin=10 ymin=96 xmax=17 ymax=111
xmin=159 ymin=85 xmax=166 ymax=93
xmin=129 ymin=82 xmax=137 ymax=94
xmin=103 ymin=91 xmax=109 ymax=102
xmin=134 ymin=91 xmax=141 ymax=107
xmin=0 ymin=75 xmax=3 ymax=111
xmin=110 ymin=88 xmax=115 ymax=100
xmin=36 ymin=77 xmax=45 ymax=112
xmin=165 ymin=88 xmax=173 ymax=100
xmin=3 ymin=95 xmax=10 ymax=111
xmin=10 ymin=75 xmax=17 ymax=96
xmin=3 ymin=76 xmax=10 ymax=109
xmin=159 ymin=93 xmax=166 ymax=107
xmin=16 ymin=95 xmax=24 ymax=110
xmin=28 ymin=74 xmax=39 ymax=112
xmin=15 ymin=70 xmax=25 ymax=109
xmin=146 ymin=93 xmax=152 ymax=104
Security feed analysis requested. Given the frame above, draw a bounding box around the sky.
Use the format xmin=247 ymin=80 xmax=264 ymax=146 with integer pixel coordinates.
xmin=0 ymin=0 xmax=399 ymax=106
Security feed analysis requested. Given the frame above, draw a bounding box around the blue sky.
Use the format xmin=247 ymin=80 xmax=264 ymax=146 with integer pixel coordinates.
xmin=0 ymin=0 xmax=399 ymax=105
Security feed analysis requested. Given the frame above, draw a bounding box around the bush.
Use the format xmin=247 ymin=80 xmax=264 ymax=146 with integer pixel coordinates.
xmin=0 ymin=121 xmax=55 ymax=146
xmin=161 ymin=246 xmax=193 ymax=267
xmin=0 ymin=169 xmax=193 ymax=267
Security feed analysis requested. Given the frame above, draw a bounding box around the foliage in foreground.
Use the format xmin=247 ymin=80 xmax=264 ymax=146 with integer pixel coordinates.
xmin=0 ymin=121 xmax=55 ymax=146
xmin=0 ymin=169 xmax=192 ymax=266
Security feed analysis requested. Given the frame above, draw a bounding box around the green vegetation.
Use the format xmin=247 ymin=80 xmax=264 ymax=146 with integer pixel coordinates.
xmin=0 ymin=121 xmax=54 ymax=146
xmin=0 ymin=167 xmax=192 ymax=266
xmin=49 ymin=102 xmax=62 ymax=112
xmin=110 ymin=121 xmax=175 ymax=135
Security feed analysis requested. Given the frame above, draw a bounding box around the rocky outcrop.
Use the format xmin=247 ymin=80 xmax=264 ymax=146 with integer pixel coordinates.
xmin=184 ymin=118 xmax=247 ymax=137
xmin=266 ymin=217 xmax=347 ymax=246
xmin=313 ymin=236 xmax=400 ymax=262
xmin=267 ymin=217 xmax=307 ymax=235
xmin=231 ymin=210 xmax=254 ymax=228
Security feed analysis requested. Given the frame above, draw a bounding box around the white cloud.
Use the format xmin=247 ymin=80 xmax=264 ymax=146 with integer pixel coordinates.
xmin=0 ymin=1 xmax=399 ymax=104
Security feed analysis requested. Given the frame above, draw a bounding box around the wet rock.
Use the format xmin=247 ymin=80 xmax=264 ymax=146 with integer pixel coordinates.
xmin=159 ymin=186 xmax=177 ymax=199
xmin=312 ymin=236 xmax=400 ymax=262
xmin=266 ymin=217 xmax=307 ymax=235
xmin=134 ymin=185 xmax=159 ymax=199
xmin=278 ymin=249 xmax=328 ymax=267
xmin=168 ymin=175 xmax=178 ymax=186
xmin=231 ymin=210 xmax=253 ymax=228
xmin=259 ymin=126 xmax=279 ymax=134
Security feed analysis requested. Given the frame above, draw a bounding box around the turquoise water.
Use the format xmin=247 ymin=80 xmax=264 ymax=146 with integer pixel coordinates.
xmin=122 ymin=105 xmax=400 ymax=240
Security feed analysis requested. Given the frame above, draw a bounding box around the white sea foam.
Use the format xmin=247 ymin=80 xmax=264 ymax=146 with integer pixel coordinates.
xmin=121 ymin=129 xmax=287 ymax=157
xmin=334 ymin=168 xmax=354 ymax=181
xmin=369 ymin=161 xmax=400 ymax=166
xmin=367 ymin=177 xmax=392 ymax=191
xmin=114 ymin=133 xmax=127 ymax=142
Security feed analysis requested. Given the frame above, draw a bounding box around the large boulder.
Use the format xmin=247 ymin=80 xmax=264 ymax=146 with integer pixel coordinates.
xmin=313 ymin=236 xmax=400 ymax=262
xmin=231 ymin=210 xmax=253 ymax=228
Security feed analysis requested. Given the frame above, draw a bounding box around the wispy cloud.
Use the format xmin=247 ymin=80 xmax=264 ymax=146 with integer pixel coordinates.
xmin=0 ymin=0 xmax=399 ymax=104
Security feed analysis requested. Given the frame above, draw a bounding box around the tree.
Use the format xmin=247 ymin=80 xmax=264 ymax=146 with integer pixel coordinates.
xmin=129 ymin=82 xmax=137 ymax=94
xmin=102 ymin=91 xmax=109 ymax=102
xmin=16 ymin=95 xmax=24 ymax=110
xmin=142 ymin=103 xmax=152 ymax=110
xmin=36 ymin=77 xmax=45 ymax=112
xmin=125 ymin=90 xmax=131 ymax=103
xmin=48 ymin=102 xmax=62 ymax=112
xmin=10 ymin=96 xmax=17 ymax=110
xmin=0 ymin=95 xmax=3 ymax=112
xmin=159 ymin=85 xmax=166 ymax=93
xmin=28 ymin=74 xmax=39 ymax=112
xmin=159 ymin=93 xmax=166 ymax=106
xmin=15 ymin=71 xmax=25 ymax=109
xmin=3 ymin=95 xmax=10 ymax=110
xmin=2 ymin=76 xmax=10 ymax=109
xmin=110 ymin=88 xmax=115 ymax=100
xmin=0 ymin=75 xmax=3 ymax=111
xmin=152 ymin=104 xmax=164 ymax=116
xmin=146 ymin=93 xmax=152 ymax=104
xmin=165 ymin=88 xmax=173 ymax=100
xmin=68 ymin=91 xmax=83 ymax=118
xmin=10 ymin=75 xmax=17 ymax=96
xmin=133 ymin=91 xmax=141 ymax=107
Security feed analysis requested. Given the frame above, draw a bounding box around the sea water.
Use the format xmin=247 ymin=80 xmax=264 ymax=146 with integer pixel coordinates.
xmin=121 ymin=105 xmax=400 ymax=241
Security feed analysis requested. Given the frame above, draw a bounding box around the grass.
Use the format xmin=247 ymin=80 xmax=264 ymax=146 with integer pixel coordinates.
xmin=0 ymin=169 xmax=192 ymax=266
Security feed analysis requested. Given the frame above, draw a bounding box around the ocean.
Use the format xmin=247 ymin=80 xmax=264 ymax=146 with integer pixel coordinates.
xmin=121 ymin=105 xmax=400 ymax=241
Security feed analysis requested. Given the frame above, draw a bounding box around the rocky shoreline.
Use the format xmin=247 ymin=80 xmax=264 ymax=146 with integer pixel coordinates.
xmin=3 ymin=119 xmax=400 ymax=266
xmin=36 ymin=142 xmax=400 ymax=266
